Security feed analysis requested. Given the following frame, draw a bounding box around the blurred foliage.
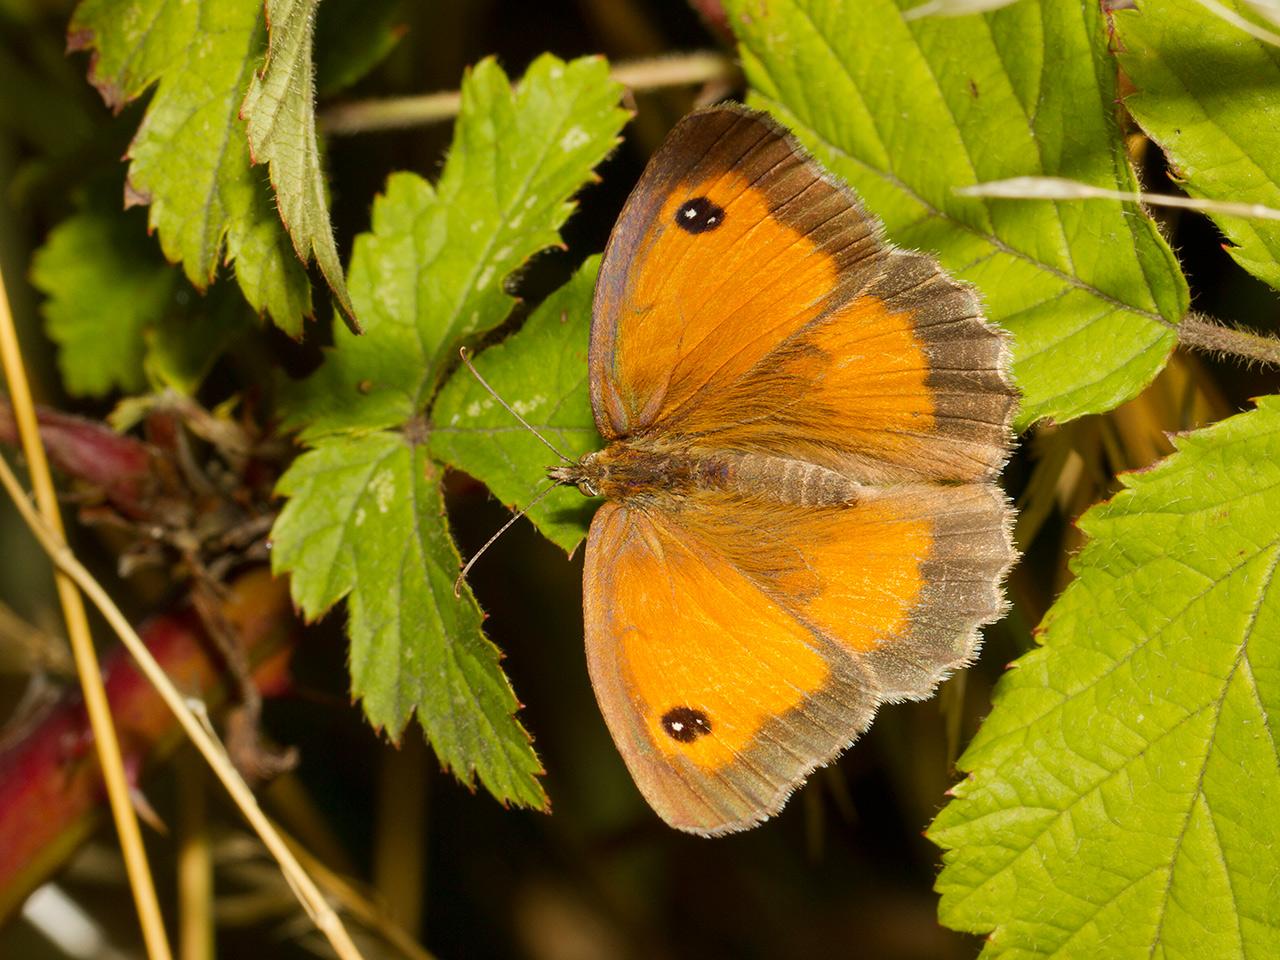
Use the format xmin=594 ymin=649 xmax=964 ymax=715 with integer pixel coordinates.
xmin=0 ymin=0 xmax=1277 ymax=959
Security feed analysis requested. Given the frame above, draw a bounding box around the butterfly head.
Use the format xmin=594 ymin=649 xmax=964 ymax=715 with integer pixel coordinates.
xmin=548 ymin=450 xmax=604 ymax=498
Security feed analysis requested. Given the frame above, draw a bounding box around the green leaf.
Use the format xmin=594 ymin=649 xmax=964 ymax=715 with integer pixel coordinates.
xmin=32 ymin=203 xmax=174 ymax=396
xmin=272 ymin=431 xmax=546 ymax=808
xmin=1114 ymin=0 xmax=1280 ymax=291
xmin=144 ymin=285 xmax=256 ymax=394
xmin=724 ymin=0 xmax=1189 ymax=426
xmin=431 ymin=257 xmax=602 ymax=553
xmin=241 ymin=0 xmax=357 ymax=330
xmin=931 ymin=396 xmax=1280 ymax=958
xmin=281 ymin=54 xmax=628 ymax=439
xmin=69 ymin=0 xmax=313 ymax=335
xmin=272 ymin=55 xmax=626 ymax=807
xmin=32 ymin=180 xmax=259 ymax=399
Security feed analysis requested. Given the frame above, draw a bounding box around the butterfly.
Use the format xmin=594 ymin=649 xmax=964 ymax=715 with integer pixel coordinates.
xmin=549 ymin=104 xmax=1017 ymax=836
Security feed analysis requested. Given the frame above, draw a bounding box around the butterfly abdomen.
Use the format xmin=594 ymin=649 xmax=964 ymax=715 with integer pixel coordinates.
xmin=727 ymin=452 xmax=861 ymax=507
xmin=582 ymin=442 xmax=860 ymax=508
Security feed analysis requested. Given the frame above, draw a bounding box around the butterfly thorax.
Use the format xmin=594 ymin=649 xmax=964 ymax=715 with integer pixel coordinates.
xmin=550 ymin=440 xmax=862 ymax=507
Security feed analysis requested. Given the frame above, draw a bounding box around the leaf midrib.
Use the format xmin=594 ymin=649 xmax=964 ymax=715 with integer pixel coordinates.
xmin=1145 ymin=541 xmax=1280 ymax=959
xmin=944 ymin=535 xmax=1278 ymax=911
xmin=946 ymin=541 xmax=1280 ymax=960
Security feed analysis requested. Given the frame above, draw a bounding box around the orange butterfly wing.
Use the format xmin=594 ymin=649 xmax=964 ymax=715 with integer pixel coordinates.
xmin=581 ymin=105 xmax=1016 ymax=834
xmin=590 ymin=106 xmax=1013 ymax=481
xmin=584 ymin=486 xmax=1009 ymax=835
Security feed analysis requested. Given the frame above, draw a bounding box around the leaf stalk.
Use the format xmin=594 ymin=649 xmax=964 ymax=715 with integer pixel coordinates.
xmin=1179 ymin=313 xmax=1280 ymax=367
xmin=320 ymin=52 xmax=735 ymax=135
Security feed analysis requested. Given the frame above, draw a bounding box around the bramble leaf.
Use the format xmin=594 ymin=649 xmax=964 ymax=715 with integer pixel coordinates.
xmin=1114 ymin=0 xmax=1280 ymax=291
xmin=931 ymin=396 xmax=1280 ymax=958
xmin=723 ymin=0 xmax=1189 ymax=426
xmin=271 ymin=432 xmax=546 ymax=808
xmin=431 ymin=257 xmax=602 ymax=554
xmin=69 ymin=0 xmax=313 ymax=334
xmin=272 ymin=54 xmax=627 ymax=806
xmin=241 ymin=0 xmax=357 ymax=330
xmin=282 ymin=54 xmax=627 ymax=440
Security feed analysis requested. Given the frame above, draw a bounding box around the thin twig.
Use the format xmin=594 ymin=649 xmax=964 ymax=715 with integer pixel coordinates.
xmin=1179 ymin=312 xmax=1280 ymax=366
xmin=903 ymin=0 xmax=1021 ymax=20
xmin=956 ymin=177 xmax=1280 ymax=366
xmin=957 ymin=176 xmax=1280 ymax=221
xmin=0 ymin=455 xmax=366 ymax=960
xmin=287 ymin=829 xmax=438 ymax=960
xmin=319 ymin=51 xmax=736 ymax=135
xmin=0 ymin=254 xmax=172 ymax=959
xmin=1194 ymin=0 xmax=1280 ymax=46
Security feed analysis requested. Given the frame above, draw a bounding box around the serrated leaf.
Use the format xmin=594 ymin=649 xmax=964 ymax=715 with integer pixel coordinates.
xmin=282 ymin=54 xmax=628 ymax=439
xmin=241 ymin=0 xmax=357 ymax=330
xmin=32 ymin=204 xmax=174 ymax=396
xmin=69 ymin=0 xmax=313 ymax=334
xmin=431 ymin=257 xmax=602 ymax=553
xmin=724 ymin=0 xmax=1189 ymax=426
xmin=272 ymin=431 xmax=546 ymax=808
xmin=272 ymin=55 xmax=627 ymax=807
xmin=1114 ymin=0 xmax=1280 ymax=291
xmin=931 ymin=396 xmax=1280 ymax=958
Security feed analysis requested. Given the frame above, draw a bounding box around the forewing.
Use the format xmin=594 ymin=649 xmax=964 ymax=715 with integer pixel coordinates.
xmin=590 ymin=105 xmax=1015 ymax=482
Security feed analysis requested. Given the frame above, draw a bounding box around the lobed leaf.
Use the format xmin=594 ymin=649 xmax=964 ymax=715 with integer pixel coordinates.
xmin=723 ymin=0 xmax=1189 ymax=426
xmin=32 ymin=188 xmax=259 ymax=398
xmin=32 ymin=205 xmax=174 ymax=396
xmin=281 ymin=54 xmax=627 ymax=439
xmin=272 ymin=432 xmax=546 ymax=808
xmin=272 ymin=55 xmax=627 ymax=806
xmin=69 ymin=0 xmax=313 ymax=335
xmin=1113 ymin=0 xmax=1280 ymax=291
xmin=430 ymin=257 xmax=602 ymax=554
xmin=241 ymin=0 xmax=357 ymax=330
xmin=931 ymin=396 xmax=1280 ymax=957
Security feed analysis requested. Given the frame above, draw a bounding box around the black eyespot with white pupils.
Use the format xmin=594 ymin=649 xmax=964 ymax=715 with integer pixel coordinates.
xmin=674 ymin=196 xmax=724 ymax=234
xmin=661 ymin=706 xmax=712 ymax=743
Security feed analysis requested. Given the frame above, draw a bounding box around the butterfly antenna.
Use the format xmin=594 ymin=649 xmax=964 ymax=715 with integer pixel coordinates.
xmin=453 ymin=480 xmax=567 ymax=597
xmin=459 ymin=347 xmax=573 ymax=463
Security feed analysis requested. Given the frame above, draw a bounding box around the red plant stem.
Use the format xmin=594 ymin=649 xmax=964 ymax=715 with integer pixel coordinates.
xmin=0 ymin=568 xmax=297 ymax=920
xmin=0 ymin=399 xmax=157 ymax=518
